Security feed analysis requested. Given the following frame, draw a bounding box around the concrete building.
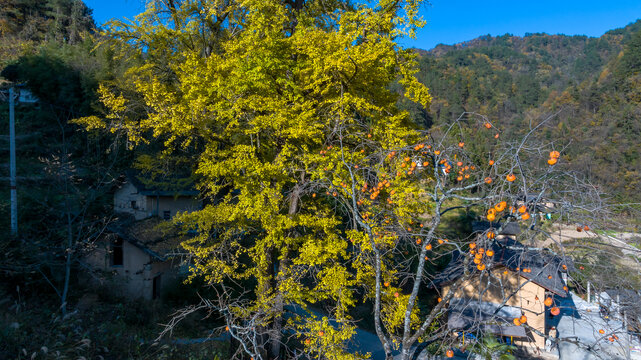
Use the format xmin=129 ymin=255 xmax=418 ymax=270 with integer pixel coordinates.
xmin=113 ymin=172 xmax=201 ymax=220
xmin=85 ymin=216 xmax=188 ymax=300
xmin=85 ymin=172 xmax=201 ymax=300
xmin=555 ymin=292 xmax=641 ymax=359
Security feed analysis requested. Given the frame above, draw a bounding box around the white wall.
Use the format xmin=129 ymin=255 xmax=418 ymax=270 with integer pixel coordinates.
xmin=114 ymin=182 xmax=151 ymax=220
xmin=84 ymin=236 xmax=176 ymax=300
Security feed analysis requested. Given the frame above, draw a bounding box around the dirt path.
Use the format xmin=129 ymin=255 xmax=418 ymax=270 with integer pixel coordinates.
xmin=544 ymin=225 xmax=641 ymax=270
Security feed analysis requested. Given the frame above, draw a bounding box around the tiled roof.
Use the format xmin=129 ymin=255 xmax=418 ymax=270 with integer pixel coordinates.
xmin=432 ymin=238 xmax=571 ymax=296
xmin=122 ymin=170 xmax=199 ymax=197
xmin=472 ymin=221 xmax=521 ymax=236
xmin=447 ymin=297 xmax=527 ymax=338
xmin=491 ymin=238 xmax=570 ymax=296
xmin=107 ymin=214 xmax=188 ymax=261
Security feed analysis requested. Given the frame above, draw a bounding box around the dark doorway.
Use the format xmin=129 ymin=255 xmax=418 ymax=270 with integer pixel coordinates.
xmin=152 ymin=274 xmax=162 ymax=299
xmin=111 ymin=238 xmax=123 ymax=266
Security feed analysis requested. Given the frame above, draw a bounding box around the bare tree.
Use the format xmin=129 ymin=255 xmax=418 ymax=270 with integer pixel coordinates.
xmin=328 ymin=111 xmax=633 ymax=360
xmin=34 ymin=110 xmax=120 ymax=317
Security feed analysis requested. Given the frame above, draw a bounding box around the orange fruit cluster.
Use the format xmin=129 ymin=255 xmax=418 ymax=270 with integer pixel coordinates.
xmin=446 ymin=349 xmax=454 ymax=358
xmin=487 ymin=208 xmax=497 ymax=222
xmin=513 ymin=205 xmax=530 ymax=221
xmin=486 ymin=200 xmax=507 ymax=221
xmin=360 ymin=178 xmax=393 ymax=203
xmin=548 ymin=150 xmax=560 ymax=165
xmin=456 ymin=163 xmax=473 ymax=181
xmin=513 ymin=315 xmax=528 ymax=326
xmin=471 ymin=246 xmax=491 ymax=270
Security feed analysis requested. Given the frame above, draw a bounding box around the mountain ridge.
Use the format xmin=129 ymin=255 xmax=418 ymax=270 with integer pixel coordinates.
xmin=404 ymin=19 xmax=641 ymax=203
xmin=415 ymin=19 xmax=641 ymax=54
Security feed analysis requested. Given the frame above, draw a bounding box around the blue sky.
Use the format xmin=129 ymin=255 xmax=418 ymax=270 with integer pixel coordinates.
xmin=85 ymin=0 xmax=641 ymax=50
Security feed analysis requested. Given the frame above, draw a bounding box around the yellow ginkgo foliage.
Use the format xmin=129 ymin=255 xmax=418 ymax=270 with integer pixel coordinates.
xmin=76 ymin=0 xmax=431 ymax=359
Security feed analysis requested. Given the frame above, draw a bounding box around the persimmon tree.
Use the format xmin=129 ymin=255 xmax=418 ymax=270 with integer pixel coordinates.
xmin=77 ymin=1 xmax=635 ymax=360
xmin=336 ymin=111 xmax=617 ymax=359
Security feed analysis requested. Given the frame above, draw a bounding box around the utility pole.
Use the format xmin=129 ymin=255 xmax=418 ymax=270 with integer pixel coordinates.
xmin=624 ymin=310 xmax=631 ymax=360
xmin=9 ymin=86 xmax=17 ymax=236
xmin=587 ymin=281 xmax=591 ymax=303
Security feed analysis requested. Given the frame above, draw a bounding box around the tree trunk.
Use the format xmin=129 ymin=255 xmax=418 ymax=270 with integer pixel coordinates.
xmin=269 ymin=256 xmax=287 ymax=359
xmin=269 ymin=183 xmax=301 ymax=358
xmin=60 ymin=189 xmax=73 ymax=317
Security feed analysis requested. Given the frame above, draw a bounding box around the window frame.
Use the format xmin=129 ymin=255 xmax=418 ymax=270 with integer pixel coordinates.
xmin=110 ymin=237 xmax=124 ymax=267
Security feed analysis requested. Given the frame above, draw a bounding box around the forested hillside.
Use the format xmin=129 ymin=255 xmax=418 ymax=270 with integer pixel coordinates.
xmin=1 ymin=1 xmax=640 ymax=359
xmin=0 ymin=2 xmax=155 ymax=357
xmin=0 ymin=0 xmax=129 ymax=258
xmin=411 ymin=20 xmax=641 ymax=203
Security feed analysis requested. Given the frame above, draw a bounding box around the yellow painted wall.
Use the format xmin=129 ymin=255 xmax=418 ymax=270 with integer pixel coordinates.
xmin=443 ymin=266 xmax=547 ymax=349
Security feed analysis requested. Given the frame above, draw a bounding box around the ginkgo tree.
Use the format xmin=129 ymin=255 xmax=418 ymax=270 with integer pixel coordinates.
xmin=77 ymin=0 xmax=633 ymax=359
xmin=79 ymin=0 xmax=429 ymax=359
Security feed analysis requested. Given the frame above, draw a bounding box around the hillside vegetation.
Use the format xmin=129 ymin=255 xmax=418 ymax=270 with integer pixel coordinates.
xmin=410 ymin=20 xmax=641 ymax=204
xmin=0 ymin=2 xmax=639 ymax=358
